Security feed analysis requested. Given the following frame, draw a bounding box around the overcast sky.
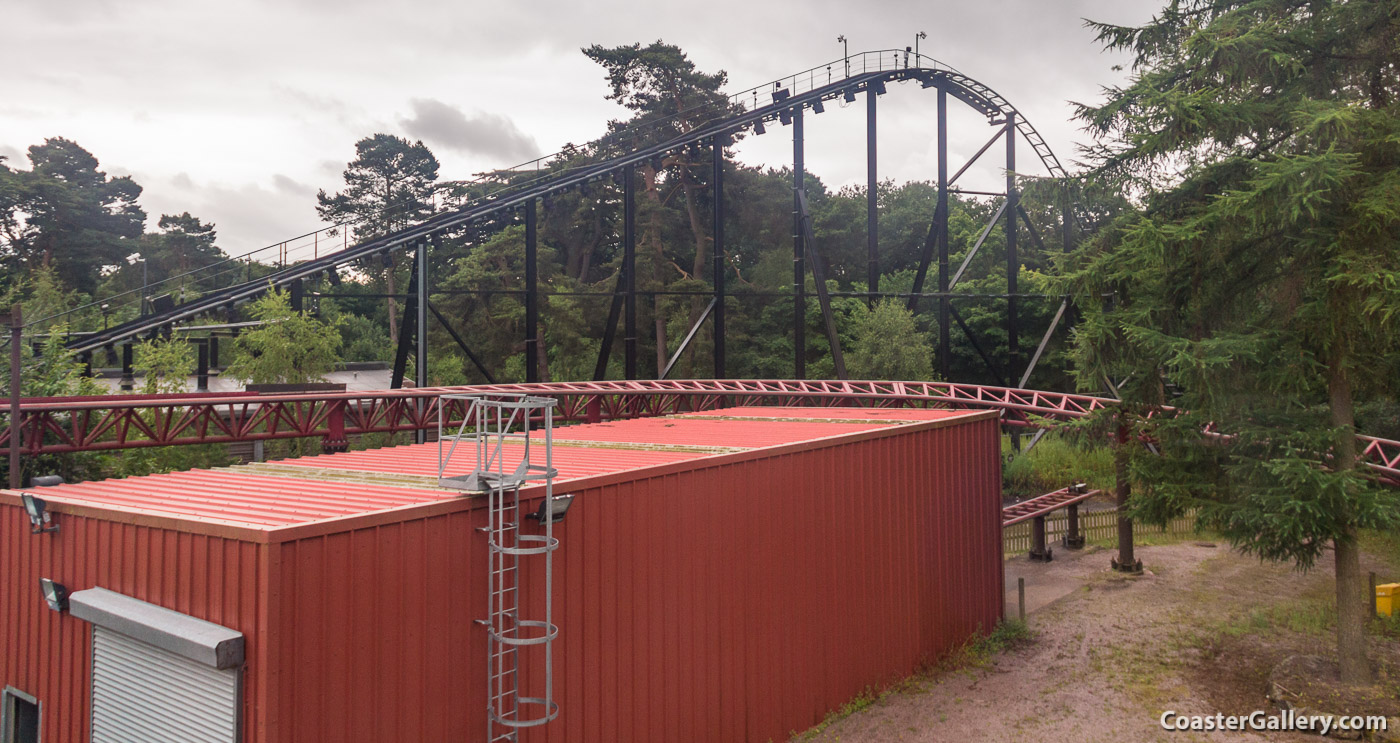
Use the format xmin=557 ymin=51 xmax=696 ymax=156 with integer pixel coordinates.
xmin=2 ymin=0 xmax=1159 ymax=256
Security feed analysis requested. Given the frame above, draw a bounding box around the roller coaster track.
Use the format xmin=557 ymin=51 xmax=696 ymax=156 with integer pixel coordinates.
xmin=4 ymin=379 xmax=1397 ymax=487
xmin=62 ymin=50 xmax=1066 ymax=355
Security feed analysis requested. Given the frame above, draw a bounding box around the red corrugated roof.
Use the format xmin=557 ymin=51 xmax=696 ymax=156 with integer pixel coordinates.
xmin=12 ymin=407 xmax=986 ymax=532
xmin=677 ymin=406 xmax=967 ymax=422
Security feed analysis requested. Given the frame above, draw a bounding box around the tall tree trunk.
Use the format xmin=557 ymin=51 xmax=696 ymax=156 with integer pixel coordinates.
xmin=1328 ymin=341 xmax=1370 ymax=684
xmin=640 ymin=164 xmax=668 ymax=377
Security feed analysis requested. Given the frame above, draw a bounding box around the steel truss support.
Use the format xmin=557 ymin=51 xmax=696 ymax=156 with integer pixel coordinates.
xmin=623 ymin=165 xmax=637 ymax=380
xmin=428 ymin=302 xmax=496 ymax=384
xmin=793 ymin=106 xmax=806 ymax=379
xmin=796 ymin=191 xmax=848 ymax=379
xmin=592 ymin=271 xmax=624 ymax=381
xmin=390 ymin=248 xmax=420 ymax=391
xmin=660 ymin=298 xmax=717 ymax=380
xmin=936 ymin=89 xmax=951 ymax=379
xmin=950 ymin=304 xmax=1006 ymax=387
xmin=949 ymin=201 xmax=1008 ymax=290
xmin=1005 ymin=112 xmax=1020 ymax=382
xmin=867 ymin=86 xmax=878 ymax=304
xmin=713 ymin=135 xmax=726 ymax=379
xmin=415 ymin=237 xmax=430 ymax=443
xmin=525 ymin=200 xmax=540 ymax=383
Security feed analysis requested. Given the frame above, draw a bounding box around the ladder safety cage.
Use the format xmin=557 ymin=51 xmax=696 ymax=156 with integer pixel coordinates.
xmin=437 ymin=392 xmax=562 ymax=740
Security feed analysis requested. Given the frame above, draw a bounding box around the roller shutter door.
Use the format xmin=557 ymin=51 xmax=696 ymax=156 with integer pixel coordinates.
xmin=91 ymin=626 xmax=240 ymax=743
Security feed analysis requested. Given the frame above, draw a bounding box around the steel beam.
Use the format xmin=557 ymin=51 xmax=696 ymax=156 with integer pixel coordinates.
xmin=660 ymin=298 xmax=717 ymax=380
xmin=950 ymin=304 xmax=1006 ymax=387
xmin=415 ymin=238 xmax=429 ymax=398
xmin=793 ymin=105 xmax=806 ymax=379
xmin=525 ymin=200 xmax=539 ymax=383
xmin=797 ymin=191 xmax=848 ymax=379
xmin=937 ymin=89 xmax=951 ymax=379
xmin=867 ymin=87 xmax=878 ymax=304
xmin=427 ymin=302 xmax=496 ymax=384
xmin=623 ymin=165 xmax=637 ymax=380
xmin=1018 ymin=298 xmax=1068 ymax=389
xmin=950 ymin=127 xmax=1005 ymax=186
xmin=593 ymin=271 xmax=624 ymax=381
xmin=948 ymin=200 xmax=1008 ymax=290
xmin=712 ymin=135 xmax=726 ymax=379
xmin=389 ymin=264 xmax=418 ymax=390
xmin=1006 ymin=113 xmax=1020 ymax=382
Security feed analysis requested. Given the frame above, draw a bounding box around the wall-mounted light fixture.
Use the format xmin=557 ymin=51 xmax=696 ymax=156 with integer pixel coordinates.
xmin=21 ymin=493 xmax=59 ymax=535
xmin=528 ymin=494 xmax=576 ymax=525
xmin=39 ymin=578 xmax=69 ymax=612
xmin=843 ymin=88 xmax=857 ymax=103
xmin=812 ymin=100 xmax=825 ymax=115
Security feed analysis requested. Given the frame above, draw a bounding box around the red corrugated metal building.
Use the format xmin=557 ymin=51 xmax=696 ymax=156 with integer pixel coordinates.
xmin=1 ymin=406 xmax=1002 ymax=742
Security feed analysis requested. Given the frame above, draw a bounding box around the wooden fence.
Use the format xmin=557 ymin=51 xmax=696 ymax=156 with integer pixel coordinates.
xmin=1003 ymin=508 xmax=1198 ymax=556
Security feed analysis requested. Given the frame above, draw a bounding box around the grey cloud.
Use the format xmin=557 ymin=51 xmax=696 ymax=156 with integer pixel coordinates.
xmin=399 ymin=99 xmax=539 ymax=163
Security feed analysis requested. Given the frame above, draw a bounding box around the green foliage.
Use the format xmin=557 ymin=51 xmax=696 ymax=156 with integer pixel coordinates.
xmin=225 ymin=288 xmax=342 ymax=385
xmin=0 ymin=138 xmax=146 ymax=295
xmin=133 ymin=337 xmax=195 ymax=394
xmin=1004 ymin=434 xmax=1116 ymax=496
xmin=1067 ymin=0 xmax=1400 ymax=682
xmin=316 ymin=134 xmax=439 ymax=240
xmin=848 ymin=299 xmax=934 ymax=380
xmin=1067 ymin=0 xmax=1400 ymax=567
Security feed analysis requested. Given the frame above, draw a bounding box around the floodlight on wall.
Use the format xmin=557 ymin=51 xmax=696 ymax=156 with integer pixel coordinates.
xmin=21 ymin=493 xmax=58 ymax=535
xmin=39 ymin=578 xmax=69 ymax=612
xmin=528 ymin=494 xmax=576 ymax=525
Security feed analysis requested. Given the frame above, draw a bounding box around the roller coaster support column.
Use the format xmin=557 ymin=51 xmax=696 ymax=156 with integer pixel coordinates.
xmin=119 ymin=343 xmax=134 ymax=391
xmin=712 ymin=135 xmax=726 ymax=379
xmin=793 ymin=105 xmax=806 ymax=379
xmin=9 ymin=305 xmax=21 ymax=489
xmin=1006 ymin=112 xmax=1021 ymax=452
xmin=1005 ymin=111 xmax=1019 ymax=377
xmin=624 ymin=165 xmax=637 ymax=380
xmin=415 ymin=237 xmax=429 ymax=444
xmin=867 ymin=81 xmax=878 ymax=305
xmin=196 ymin=341 xmax=209 ymax=392
xmin=937 ymin=88 xmax=950 ymax=379
xmin=289 ymin=278 xmax=304 ymax=312
xmin=526 ymin=199 xmax=539 ymax=383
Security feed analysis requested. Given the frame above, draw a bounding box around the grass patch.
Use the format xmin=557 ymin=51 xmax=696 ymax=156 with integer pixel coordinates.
xmin=1003 ymin=433 xmax=1114 ymax=496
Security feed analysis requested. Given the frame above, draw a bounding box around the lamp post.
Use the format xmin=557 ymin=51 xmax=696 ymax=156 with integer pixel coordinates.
xmin=915 ymin=31 xmax=927 ymax=61
xmin=837 ymin=35 xmax=849 ymax=77
xmin=101 ymin=303 xmax=110 ymax=330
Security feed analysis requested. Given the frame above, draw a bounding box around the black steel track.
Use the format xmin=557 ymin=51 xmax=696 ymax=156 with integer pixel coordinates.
xmin=66 ymin=55 xmax=1066 ymax=356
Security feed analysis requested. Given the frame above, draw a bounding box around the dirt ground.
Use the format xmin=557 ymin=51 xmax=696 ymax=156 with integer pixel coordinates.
xmin=800 ymin=540 xmax=1400 ymax=742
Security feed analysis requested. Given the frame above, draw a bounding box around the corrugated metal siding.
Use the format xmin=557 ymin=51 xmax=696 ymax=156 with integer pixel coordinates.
xmin=269 ymin=415 xmax=1002 ymax=743
xmin=91 ymin=626 xmax=240 ymax=743
xmin=0 ymin=506 xmax=263 ymax=743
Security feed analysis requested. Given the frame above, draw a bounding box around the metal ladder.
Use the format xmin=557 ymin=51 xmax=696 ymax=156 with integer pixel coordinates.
xmin=438 ymin=393 xmax=561 ymax=742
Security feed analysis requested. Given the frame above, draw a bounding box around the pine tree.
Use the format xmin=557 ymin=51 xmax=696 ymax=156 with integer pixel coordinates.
xmin=1067 ymin=0 xmax=1400 ymax=683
